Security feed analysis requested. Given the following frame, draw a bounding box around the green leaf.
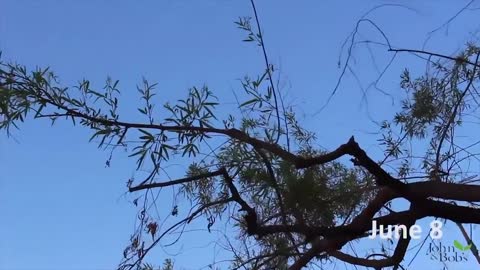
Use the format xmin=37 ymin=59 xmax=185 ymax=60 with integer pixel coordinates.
xmin=453 ymin=240 xmax=465 ymax=251
xmin=239 ymin=98 xmax=258 ymax=108
xmin=128 ymin=149 xmax=145 ymax=157
xmin=89 ymin=129 xmax=110 ymax=142
xmin=139 ymin=129 xmax=154 ymax=140
xmin=87 ymin=89 xmax=104 ymax=98
xmin=464 ymin=244 xmax=473 ymax=251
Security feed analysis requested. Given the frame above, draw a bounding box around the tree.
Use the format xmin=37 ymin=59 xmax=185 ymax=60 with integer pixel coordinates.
xmin=2 ymin=2 xmax=480 ymax=270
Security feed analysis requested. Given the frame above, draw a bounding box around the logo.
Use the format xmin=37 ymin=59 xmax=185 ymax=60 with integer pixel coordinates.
xmin=453 ymin=240 xmax=472 ymax=251
xmin=426 ymin=242 xmax=468 ymax=262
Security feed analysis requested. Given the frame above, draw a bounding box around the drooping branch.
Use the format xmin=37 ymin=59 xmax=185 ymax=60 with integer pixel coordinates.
xmin=121 ymin=197 xmax=235 ymax=270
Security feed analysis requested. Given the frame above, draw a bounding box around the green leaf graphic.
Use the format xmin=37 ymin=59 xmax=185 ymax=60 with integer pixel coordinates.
xmin=453 ymin=240 xmax=465 ymax=251
xmin=464 ymin=244 xmax=473 ymax=251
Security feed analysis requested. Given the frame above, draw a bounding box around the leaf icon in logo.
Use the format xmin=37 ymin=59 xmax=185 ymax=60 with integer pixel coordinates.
xmin=453 ymin=240 xmax=465 ymax=251
xmin=453 ymin=240 xmax=473 ymax=251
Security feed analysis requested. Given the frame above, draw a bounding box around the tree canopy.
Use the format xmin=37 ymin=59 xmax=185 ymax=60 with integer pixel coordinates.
xmin=2 ymin=1 xmax=480 ymax=270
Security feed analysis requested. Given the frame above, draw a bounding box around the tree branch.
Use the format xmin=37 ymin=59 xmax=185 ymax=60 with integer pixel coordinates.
xmin=128 ymin=169 xmax=225 ymax=192
xmin=389 ymin=48 xmax=480 ymax=68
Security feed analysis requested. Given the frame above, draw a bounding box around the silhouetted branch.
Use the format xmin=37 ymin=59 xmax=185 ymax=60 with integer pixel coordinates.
xmin=129 ymin=169 xmax=225 ymax=192
xmin=389 ymin=48 xmax=480 ymax=68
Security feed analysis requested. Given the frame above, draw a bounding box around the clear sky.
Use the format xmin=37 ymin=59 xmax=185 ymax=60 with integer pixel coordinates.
xmin=2 ymin=0 xmax=480 ymax=269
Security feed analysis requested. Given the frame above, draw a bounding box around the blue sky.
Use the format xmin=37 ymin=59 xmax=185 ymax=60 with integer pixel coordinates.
xmin=2 ymin=0 xmax=480 ymax=269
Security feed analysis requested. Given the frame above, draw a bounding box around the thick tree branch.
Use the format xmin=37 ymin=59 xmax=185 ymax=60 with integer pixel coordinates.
xmin=329 ymin=214 xmax=415 ymax=270
xmin=288 ymin=189 xmax=480 ymax=269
